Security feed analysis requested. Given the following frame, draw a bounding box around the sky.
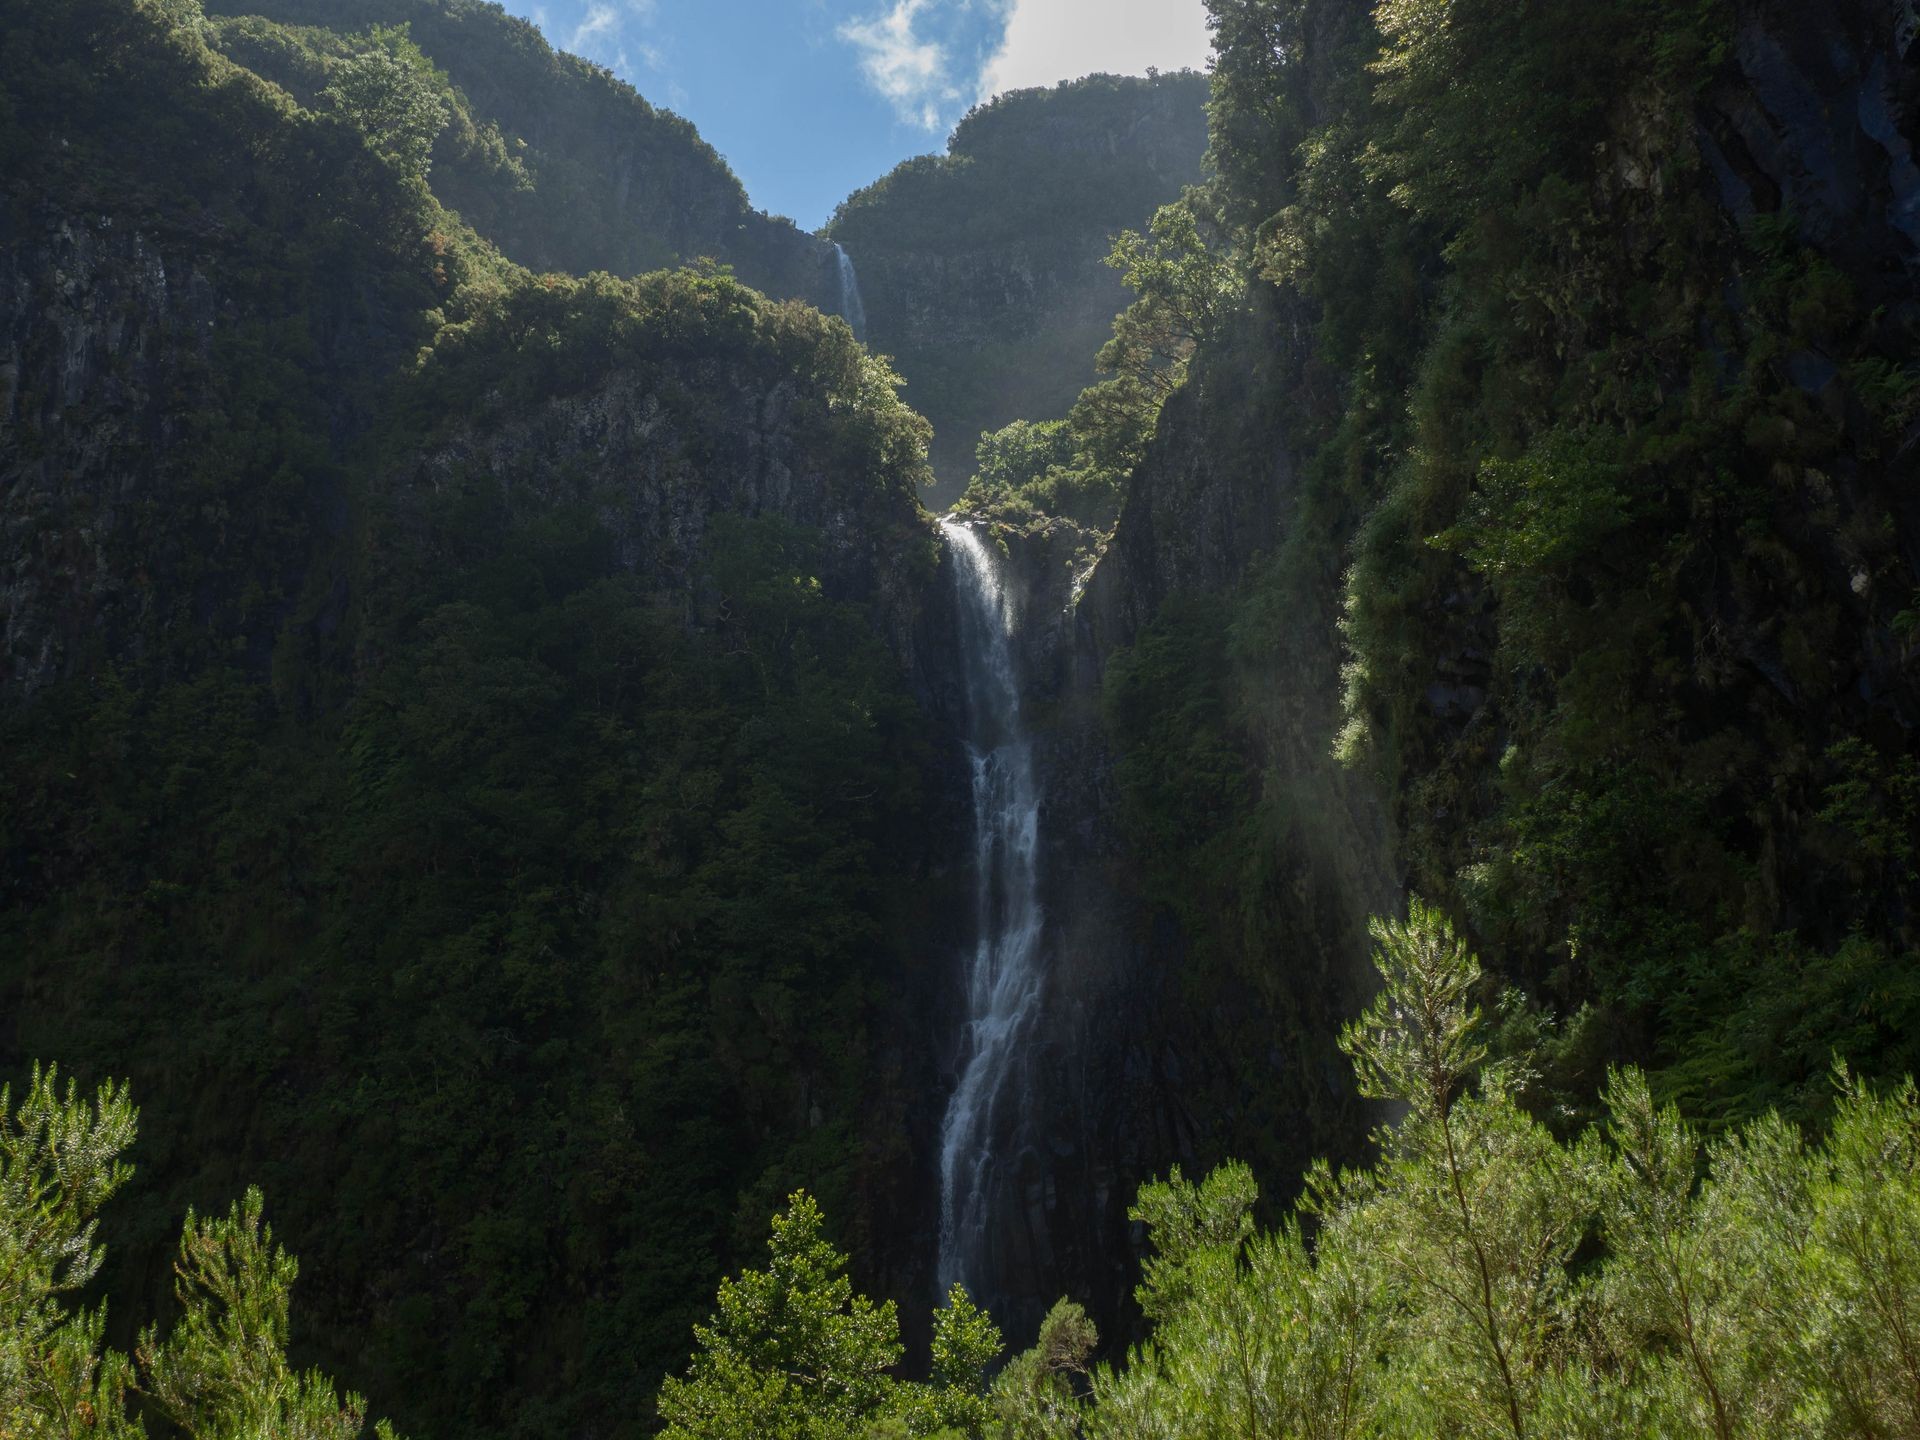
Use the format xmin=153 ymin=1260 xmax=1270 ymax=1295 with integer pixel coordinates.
xmin=507 ymin=0 xmax=1214 ymax=230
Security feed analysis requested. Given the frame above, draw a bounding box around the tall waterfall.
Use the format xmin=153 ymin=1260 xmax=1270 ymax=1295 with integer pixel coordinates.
xmin=937 ymin=516 xmax=1045 ymax=1300
xmin=833 ymin=242 xmax=868 ymax=344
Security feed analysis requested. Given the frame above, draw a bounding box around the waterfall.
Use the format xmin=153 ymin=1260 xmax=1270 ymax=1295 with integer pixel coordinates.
xmin=833 ymin=242 xmax=868 ymax=344
xmin=936 ymin=515 xmax=1045 ymax=1301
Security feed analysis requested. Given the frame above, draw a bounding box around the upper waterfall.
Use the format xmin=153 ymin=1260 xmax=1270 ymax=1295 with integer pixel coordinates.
xmin=833 ymin=242 xmax=868 ymax=344
xmin=936 ymin=515 xmax=1046 ymax=1304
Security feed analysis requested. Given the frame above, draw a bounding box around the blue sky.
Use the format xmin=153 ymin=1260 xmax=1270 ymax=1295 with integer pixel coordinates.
xmin=508 ymin=0 xmax=1213 ymax=230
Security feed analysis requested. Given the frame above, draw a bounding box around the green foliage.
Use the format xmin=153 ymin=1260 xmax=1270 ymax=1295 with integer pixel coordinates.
xmin=0 ymin=1066 xmax=141 ymax=1439
xmin=685 ymin=907 xmax=1920 ymax=1439
xmin=971 ymin=421 xmax=1077 ymax=502
xmin=656 ymin=1197 xmax=1000 ymax=1440
xmin=829 ymin=71 xmax=1211 ymax=490
xmin=657 ymin=1193 xmax=903 ymax=1440
xmin=1817 ymin=738 xmax=1920 ymax=871
xmin=989 ymin=1300 xmax=1096 ymax=1440
xmin=1 ymin=12 xmax=938 ymax=1427
xmin=829 ymin=74 xmax=1210 ymax=253
xmin=197 ymin=0 xmax=791 ymax=287
xmin=1098 ymin=197 xmax=1243 ymax=399
xmin=1097 ymin=0 xmax=1919 ymax=1155
xmin=0 ymin=1071 xmax=396 ymax=1439
xmin=958 ymin=195 xmax=1237 ymax=533
xmin=321 ymin=25 xmax=450 ymax=181
xmin=1367 ymin=0 xmax=1726 ymax=231
xmin=141 ymin=1189 xmax=398 ymax=1440
xmin=1 ymin=257 xmax=937 ymax=1437
xmin=918 ymin=1288 xmax=1003 ymax=1438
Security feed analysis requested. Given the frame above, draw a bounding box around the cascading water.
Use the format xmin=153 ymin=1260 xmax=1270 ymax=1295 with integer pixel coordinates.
xmin=833 ymin=242 xmax=868 ymax=344
xmin=936 ymin=516 xmax=1046 ymax=1301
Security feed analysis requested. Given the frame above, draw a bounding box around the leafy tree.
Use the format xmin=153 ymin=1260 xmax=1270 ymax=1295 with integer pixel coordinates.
xmin=1592 ymin=1068 xmax=1782 ymax=1438
xmin=898 ymin=1287 xmax=1002 ymax=1439
xmin=655 ymin=1196 xmax=1008 ymax=1440
xmin=958 ymin=198 xmax=1239 ymax=533
xmin=322 ymin=25 xmax=449 ymax=181
xmin=141 ymin=1189 xmax=399 ymax=1440
xmin=990 ymin=1300 xmax=1096 ymax=1440
xmin=0 ymin=1068 xmax=399 ymax=1440
xmin=1098 ymin=197 xmax=1242 ymax=400
xmin=0 ymin=1066 xmax=140 ymax=1439
xmin=656 ymin=1193 xmax=903 ymax=1440
xmin=1201 ymin=0 xmax=1309 ymax=232
xmin=971 ymin=420 xmax=1076 ymax=501
xmin=1338 ymin=902 xmax=1599 ymax=1438
xmin=1085 ymin=1165 xmax=1384 ymax=1440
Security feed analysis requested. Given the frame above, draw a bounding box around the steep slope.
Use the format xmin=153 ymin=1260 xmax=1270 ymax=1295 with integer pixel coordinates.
xmin=829 ymin=72 xmax=1209 ymax=495
xmin=969 ymin=0 xmax=1920 ymax=1345
xmin=201 ymin=0 xmax=844 ymax=308
xmin=0 ymin=1 xmax=967 ymax=1434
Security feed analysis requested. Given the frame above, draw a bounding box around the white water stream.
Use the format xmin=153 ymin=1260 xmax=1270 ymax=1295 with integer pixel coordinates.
xmin=936 ymin=516 xmax=1045 ymax=1299
xmin=833 ymin=242 xmax=868 ymax=344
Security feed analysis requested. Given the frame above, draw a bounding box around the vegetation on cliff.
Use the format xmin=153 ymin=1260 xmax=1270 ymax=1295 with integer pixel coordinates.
xmin=959 ymin=193 xmax=1243 ymax=533
xmin=640 ymin=903 xmax=1920 ymax=1439
xmin=199 ymin=0 xmax=834 ymax=296
xmin=1092 ymin=0 xmax=1920 ymax=1155
xmin=828 ymin=72 xmax=1211 ymax=492
xmin=24 ymin=905 xmax=1919 ymax=1437
xmin=3 ymin=0 xmax=936 ymax=1433
xmin=5 ymin=0 xmax=1919 ymax=1432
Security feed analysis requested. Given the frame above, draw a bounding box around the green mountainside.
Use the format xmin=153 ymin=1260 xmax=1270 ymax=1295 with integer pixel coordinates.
xmin=1 ymin=1 xmax=945 ymax=1432
xmin=198 ymin=0 xmax=842 ymax=302
xmin=4 ymin=0 xmax=1920 ymax=1436
xmin=829 ymin=72 xmax=1209 ymax=495
xmin=1083 ymin=0 xmax=1920 ymax=1140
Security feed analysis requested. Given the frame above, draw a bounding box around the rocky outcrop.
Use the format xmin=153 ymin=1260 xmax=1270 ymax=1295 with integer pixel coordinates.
xmin=1 ymin=206 xmax=211 ymax=695
xmin=0 ymin=188 xmax=429 ymax=702
xmin=1076 ymin=340 xmax=1295 ymax=659
xmin=1705 ymin=0 xmax=1920 ymax=324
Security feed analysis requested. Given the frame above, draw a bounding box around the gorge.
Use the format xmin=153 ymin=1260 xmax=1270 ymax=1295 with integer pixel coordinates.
xmin=4 ymin=0 xmax=1920 ymax=1435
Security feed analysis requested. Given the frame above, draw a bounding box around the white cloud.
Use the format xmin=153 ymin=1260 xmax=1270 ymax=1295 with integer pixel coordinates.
xmin=569 ymin=1 xmax=620 ymax=52
xmin=565 ymin=0 xmax=657 ymax=73
xmin=838 ymin=0 xmax=964 ymax=129
xmin=977 ymin=0 xmax=1211 ymax=100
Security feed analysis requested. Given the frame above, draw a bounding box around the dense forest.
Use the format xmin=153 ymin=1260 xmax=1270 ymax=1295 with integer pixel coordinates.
xmin=4 ymin=0 xmax=1918 ymax=1435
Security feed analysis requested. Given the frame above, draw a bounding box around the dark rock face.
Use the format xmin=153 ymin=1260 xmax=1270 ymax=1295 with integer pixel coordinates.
xmin=0 ymin=196 xmax=415 ymax=702
xmin=1 ymin=206 xmax=211 ymax=695
xmin=947 ymin=354 xmax=1393 ymax=1340
xmin=397 ymin=368 xmax=930 ymax=646
xmin=1707 ymin=0 xmax=1920 ymax=325
xmin=1077 ymin=357 xmax=1293 ymax=657
xmin=1699 ymin=0 xmax=1920 ymax=739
